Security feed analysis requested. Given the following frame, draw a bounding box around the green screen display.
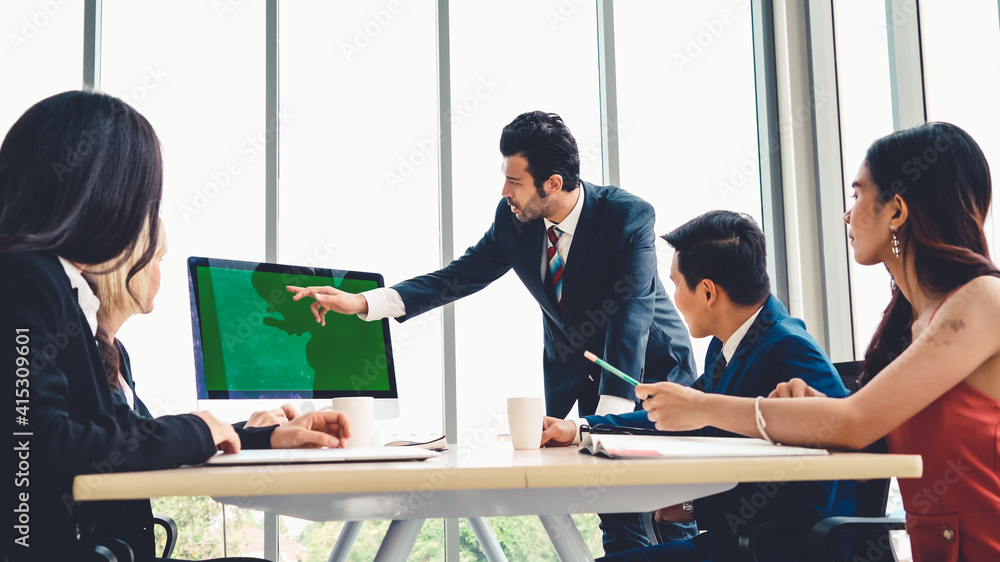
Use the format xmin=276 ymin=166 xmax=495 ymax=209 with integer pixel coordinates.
xmin=190 ymin=259 xmax=394 ymax=399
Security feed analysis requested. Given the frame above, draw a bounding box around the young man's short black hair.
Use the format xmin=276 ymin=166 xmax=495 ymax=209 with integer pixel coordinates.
xmin=499 ymin=111 xmax=580 ymax=194
xmin=662 ymin=210 xmax=770 ymax=306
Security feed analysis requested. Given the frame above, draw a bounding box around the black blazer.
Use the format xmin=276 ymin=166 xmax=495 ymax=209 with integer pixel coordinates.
xmin=115 ymin=341 xmax=153 ymax=418
xmin=2 ymin=252 xmax=218 ymax=561
xmin=115 ymin=341 xmax=275 ymax=448
xmin=393 ymin=182 xmax=696 ymax=417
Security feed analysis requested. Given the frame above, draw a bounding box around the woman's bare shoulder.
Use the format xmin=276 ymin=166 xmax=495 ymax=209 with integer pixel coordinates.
xmin=956 ymin=274 xmax=1000 ymax=306
xmin=920 ymin=275 xmax=1000 ymax=341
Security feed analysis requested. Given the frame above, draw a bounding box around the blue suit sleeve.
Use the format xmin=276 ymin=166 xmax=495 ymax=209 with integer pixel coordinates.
xmin=583 ymin=410 xmax=654 ymax=430
xmin=599 ymin=200 xmax=660 ymax=400
xmin=755 ymin=332 xmax=849 ymax=399
xmin=393 ymin=205 xmax=512 ymax=322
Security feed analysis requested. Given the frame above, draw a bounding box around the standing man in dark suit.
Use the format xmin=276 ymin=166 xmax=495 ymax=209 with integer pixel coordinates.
xmin=541 ymin=211 xmax=860 ymax=561
xmin=290 ymin=111 xmax=697 ymax=553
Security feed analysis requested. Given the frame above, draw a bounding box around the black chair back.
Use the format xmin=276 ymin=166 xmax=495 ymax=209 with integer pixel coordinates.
xmin=833 ymin=360 xmax=861 ymax=394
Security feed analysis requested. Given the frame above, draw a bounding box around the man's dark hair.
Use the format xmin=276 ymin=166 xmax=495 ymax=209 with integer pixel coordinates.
xmin=499 ymin=111 xmax=580 ymax=194
xmin=662 ymin=210 xmax=770 ymax=306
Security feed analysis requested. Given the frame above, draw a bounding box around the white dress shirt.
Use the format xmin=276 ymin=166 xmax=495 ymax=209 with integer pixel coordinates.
xmin=539 ymin=185 xmax=584 ymax=278
xmin=721 ymin=306 xmax=763 ymax=364
xmin=59 ymin=257 xmax=136 ymax=408
xmin=58 ymin=256 xmax=100 ymax=337
xmin=570 ymin=304 xmax=765 ymax=443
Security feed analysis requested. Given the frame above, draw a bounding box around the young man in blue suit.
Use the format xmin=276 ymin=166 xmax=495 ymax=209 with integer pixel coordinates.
xmin=290 ymin=111 xmax=697 ymax=553
xmin=542 ymin=210 xmax=860 ymax=561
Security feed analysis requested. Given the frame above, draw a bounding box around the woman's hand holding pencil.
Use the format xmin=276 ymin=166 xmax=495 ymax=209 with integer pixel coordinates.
xmin=636 ymin=381 xmax=710 ymax=432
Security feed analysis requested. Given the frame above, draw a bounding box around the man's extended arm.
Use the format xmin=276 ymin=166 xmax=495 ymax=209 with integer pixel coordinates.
xmin=393 ymin=210 xmax=512 ymax=322
xmin=287 ymin=204 xmax=512 ymax=323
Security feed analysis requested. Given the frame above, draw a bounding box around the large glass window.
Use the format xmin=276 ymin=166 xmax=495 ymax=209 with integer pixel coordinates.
xmin=447 ymin=3 xmax=605 ymax=554
xmin=0 ymin=1 xmax=83 ymax=136
xmin=102 ymin=0 xmax=266 ymax=419
xmin=448 ymin=0 xmax=603 ymax=434
xmin=100 ymin=1 xmax=268 ymax=556
xmin=615 ymin=0 xmax=762 ymax=371
xmin=278 ymin=0 xmax=443 ymax=442
xmin=920 ymin=0 xmax=1000 ymax=259
xmin=831 ymin=0 xmax=895 ymax=356
xmin=277 ymin=1 xmax=444 ymax=556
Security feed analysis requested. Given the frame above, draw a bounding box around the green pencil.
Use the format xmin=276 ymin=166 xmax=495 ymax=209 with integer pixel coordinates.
xmin=583 ymin=351 xmax=640 ymax=386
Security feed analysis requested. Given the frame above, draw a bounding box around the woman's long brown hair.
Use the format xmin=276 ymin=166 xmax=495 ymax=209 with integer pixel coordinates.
xmin=860 ymin=122 xmax=999 ymax=385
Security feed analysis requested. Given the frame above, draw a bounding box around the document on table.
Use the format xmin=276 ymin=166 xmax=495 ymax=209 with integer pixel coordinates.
xmin=383 ymin=435 xmax=448 ymax=451
xmin=579 ymin=434 xmax=828 ymax=459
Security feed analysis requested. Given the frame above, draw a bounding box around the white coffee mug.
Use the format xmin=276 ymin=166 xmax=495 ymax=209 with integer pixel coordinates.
xmin=329 ymin=396 xmax=374 ymax=448
xmin=507 ymin=397 xmax=544 ymax=450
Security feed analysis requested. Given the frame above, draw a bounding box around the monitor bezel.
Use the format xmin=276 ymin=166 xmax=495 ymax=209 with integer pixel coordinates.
xmin=187 ymin=256 xmax=399 ymax=400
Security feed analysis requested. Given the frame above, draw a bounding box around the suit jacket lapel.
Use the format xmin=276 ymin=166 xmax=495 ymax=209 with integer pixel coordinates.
xmin=559 ymin=181 xmax=599 ymax=326
xmin=714 ymin=295 xmax=782 ymax=393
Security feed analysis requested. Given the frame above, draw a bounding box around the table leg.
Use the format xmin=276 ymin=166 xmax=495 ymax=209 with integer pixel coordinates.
xmin=373 ymin=519 xmax=425 ymax=562
xmin=539 ymin=514 xmax=593 ymax=561
xmin=327 ymin=520 xmax=364 ymax=562
xmin=466 ymin=517 xmax=508 ymax=561
xmin=264 ymin=512 xmax=279 ymax=561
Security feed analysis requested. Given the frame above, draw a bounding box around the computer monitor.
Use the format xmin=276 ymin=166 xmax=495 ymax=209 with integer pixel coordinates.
xmin=187 ymin=256 xmax=399 ymax=418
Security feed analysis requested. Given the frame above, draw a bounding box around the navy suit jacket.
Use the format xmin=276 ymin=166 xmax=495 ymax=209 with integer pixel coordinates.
xmin=392 ymin=182 xmax=696 ymax=417
xmin=585 ymin=295 xmax=860 ymax=560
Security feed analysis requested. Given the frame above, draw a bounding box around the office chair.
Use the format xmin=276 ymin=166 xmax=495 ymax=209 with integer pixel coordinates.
xmin=93 ymin=539 xmax=134 ymax=562
xmin=737 ymin=477 xmax=906 ymax=562
xmin=154 ymin=514 xmax=179 ymax=558
xmin=92 ymin=514 xmax=178 ymax=562
xmin=737 ymin=361 xmax=907 ymax=562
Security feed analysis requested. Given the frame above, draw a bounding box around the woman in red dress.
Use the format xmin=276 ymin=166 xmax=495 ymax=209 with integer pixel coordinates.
xmin=634 ymin=122 xmax=1000 ymax=561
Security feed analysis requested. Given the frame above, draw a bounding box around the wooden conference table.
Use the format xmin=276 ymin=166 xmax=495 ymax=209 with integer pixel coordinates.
xmin=74 ymin=442 xmax=922 ymax=561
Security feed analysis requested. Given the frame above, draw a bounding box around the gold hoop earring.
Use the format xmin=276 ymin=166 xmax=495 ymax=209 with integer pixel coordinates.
xmin=891 ymin=226 xmax=901 ymax=259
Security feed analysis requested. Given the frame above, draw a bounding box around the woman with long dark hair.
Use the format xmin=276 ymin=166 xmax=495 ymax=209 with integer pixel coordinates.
xmin=631 ymin=122 xmax=1000 ymax=561
xmin=1 ymin=91 xmax=349 ymax=561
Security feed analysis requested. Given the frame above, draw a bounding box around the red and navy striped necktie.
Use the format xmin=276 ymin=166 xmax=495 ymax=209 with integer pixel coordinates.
xmin=547 ymin=226 xmax=564 ymax=305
